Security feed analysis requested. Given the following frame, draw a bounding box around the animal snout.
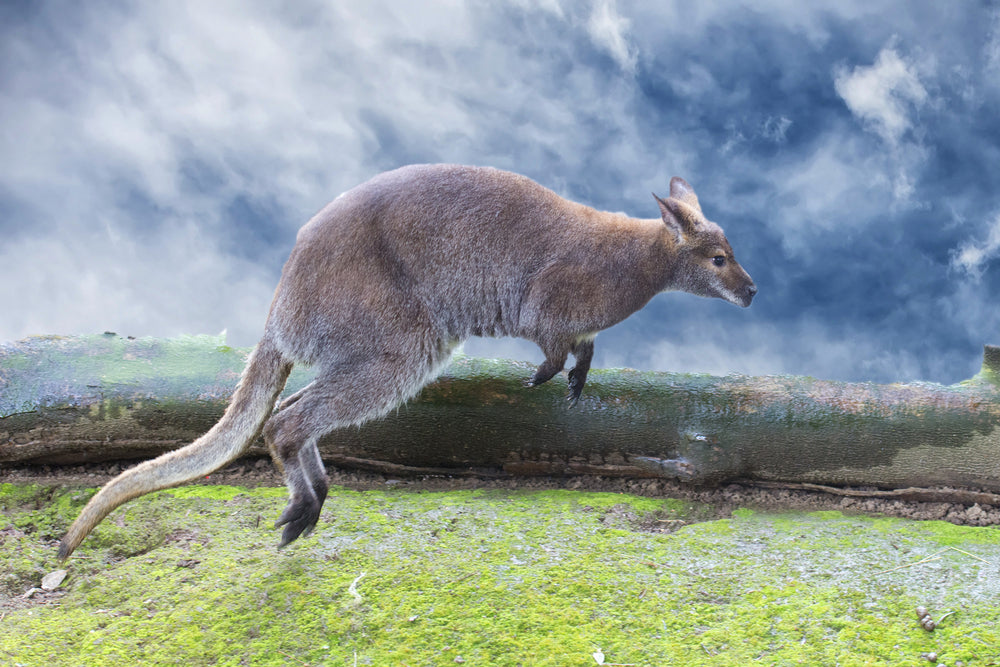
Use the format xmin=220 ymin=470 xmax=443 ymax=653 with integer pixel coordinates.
xmin=742 ymin=283 xmax=757 ymax=307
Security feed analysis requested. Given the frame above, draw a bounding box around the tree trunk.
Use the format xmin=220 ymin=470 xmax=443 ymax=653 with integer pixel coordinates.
xmin=3 ymin=333 xmax=1000 ymax=495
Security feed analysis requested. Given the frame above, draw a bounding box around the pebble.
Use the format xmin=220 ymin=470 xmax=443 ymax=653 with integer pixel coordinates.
xmin=41 ymin=569 xmax=67 ymax=591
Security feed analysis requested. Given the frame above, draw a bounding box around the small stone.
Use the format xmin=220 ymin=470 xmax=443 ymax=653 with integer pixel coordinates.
xmin=41 ymin=569 xmax=67 ymax=591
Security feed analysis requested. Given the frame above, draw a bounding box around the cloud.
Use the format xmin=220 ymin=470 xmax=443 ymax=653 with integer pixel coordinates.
xmin=986 ymin=8 xmax=1000 ymax=73
xmin=586 ymin=0 xmax=638 ymax=74
xmin=757 ymin=132 xmax=904 ymax=259
xmin=760 ymin=116 xmax=793 ymax=143
xmin=0 ymin=0 xmax=655 ymax=347
xmin=3 ymin=1 xmax=1000 ymax=388
xmin=507 ymin=0 xmax=564 ymax=18
xmin=952 ymin=211 xmax=1000 ymax=278
xmin=2 ymin=215 xmax=278 ymax=344
xmin=834 ymin=45 xmax=928 ymax=146
xmin=832 ymin=45 xmax=934 ymax=204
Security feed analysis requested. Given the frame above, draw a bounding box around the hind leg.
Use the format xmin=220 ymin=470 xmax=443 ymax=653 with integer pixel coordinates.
xmin=263 ymin=348 xmax=448 ymax=547
xmin=263 ymin=401 xmax=328 ymax=547
xmin=273 ymin=433 xmax=327 ymax=546
xmin=277 ymin=382 xmax=314 ymax=411
xmin=264 ymin=382 xmax=316 ymax=475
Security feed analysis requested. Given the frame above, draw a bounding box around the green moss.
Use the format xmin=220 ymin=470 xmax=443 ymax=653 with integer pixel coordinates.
xmin=2 ymin=484 xmax=999 ymax=665
xmin=0 ymin=483 xmax=90 ymax=539
xmin=911 ymin=518 xmax=1000 ymax=546
xmin=162 ymin=485 xmax=257 ymax=501
xmin=0 ymin=482 xmax=52 ymax=508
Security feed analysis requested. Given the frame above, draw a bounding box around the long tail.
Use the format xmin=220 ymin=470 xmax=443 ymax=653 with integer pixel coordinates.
xmin=58 ymin=336 xmax=292 ymax=559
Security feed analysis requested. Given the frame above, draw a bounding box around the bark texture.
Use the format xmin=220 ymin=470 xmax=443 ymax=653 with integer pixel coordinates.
xmin=3 ymin=334 xmax=1000 ymax=494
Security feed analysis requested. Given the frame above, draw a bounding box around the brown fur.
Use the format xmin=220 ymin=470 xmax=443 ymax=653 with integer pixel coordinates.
xmin=59 ymin=164 xmax=755 ymax=558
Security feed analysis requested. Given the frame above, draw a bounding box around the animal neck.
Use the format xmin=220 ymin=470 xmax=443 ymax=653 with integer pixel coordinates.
xmin=579 ymin=208 xmax=685 ymax=305
xmin=631 ymin=218 xmax=683 ymax=295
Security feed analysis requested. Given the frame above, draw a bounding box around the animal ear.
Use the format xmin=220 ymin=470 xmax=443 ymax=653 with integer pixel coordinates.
xmin=669 ymin=176 xmax=702 ymax=215
xmin=653 ymin=192 xmax=699 ymax=240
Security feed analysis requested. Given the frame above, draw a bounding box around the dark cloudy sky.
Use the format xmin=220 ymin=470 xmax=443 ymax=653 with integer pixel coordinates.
xmin=3 ymin=1 xmax=1000 ymax=384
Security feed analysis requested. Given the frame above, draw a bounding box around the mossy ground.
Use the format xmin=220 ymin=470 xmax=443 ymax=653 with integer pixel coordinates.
xmin=1 ymin=482 xmax=999 ymax=666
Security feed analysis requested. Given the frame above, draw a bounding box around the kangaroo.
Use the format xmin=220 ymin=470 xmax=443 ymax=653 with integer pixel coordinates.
xmin=58 ymin=164 xmax=756 ymax=558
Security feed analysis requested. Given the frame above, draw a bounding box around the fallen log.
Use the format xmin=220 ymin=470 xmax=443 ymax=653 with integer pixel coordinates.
xmin=2 ymin=333 xmax=1000 ymax=496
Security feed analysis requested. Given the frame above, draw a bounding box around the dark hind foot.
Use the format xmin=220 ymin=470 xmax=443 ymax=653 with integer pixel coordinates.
xmin=275 ymin=477 xmax=328 ymax=548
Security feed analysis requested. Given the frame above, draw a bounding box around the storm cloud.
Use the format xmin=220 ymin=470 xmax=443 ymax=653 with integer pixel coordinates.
xmin=3 ymin=0 xmax=1000 ymax=384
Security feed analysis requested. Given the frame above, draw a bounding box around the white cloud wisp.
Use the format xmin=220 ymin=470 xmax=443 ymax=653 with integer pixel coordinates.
xmin=834 ymin=46 xmax=928 ymax=146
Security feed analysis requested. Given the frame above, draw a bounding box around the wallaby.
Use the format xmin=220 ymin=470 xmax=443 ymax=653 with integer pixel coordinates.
xmin=58 ymin=164 xmax=756 ymax=558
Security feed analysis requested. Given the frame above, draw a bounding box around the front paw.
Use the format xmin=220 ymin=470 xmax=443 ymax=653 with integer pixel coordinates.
xmin=566 ymin=365 xmax=588 ymax=403
xmin=526 ymin=365 xmax=560 ymax=388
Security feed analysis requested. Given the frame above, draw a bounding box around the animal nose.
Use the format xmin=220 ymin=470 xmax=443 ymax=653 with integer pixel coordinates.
xmin=747 ymin=284 xmax=758 ymax=297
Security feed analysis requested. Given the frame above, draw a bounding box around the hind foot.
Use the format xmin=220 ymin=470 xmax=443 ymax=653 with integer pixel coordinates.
xmin=275 ymin=478 xmax=328 ymax=548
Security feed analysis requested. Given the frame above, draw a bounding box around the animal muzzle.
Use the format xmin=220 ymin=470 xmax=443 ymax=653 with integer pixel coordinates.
xmin=738 ymin=283 xmax=757 ymax=307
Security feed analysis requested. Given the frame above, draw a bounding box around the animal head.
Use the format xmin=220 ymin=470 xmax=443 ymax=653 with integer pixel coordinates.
xmin=653 ymin=177 xmax=757 ymax=308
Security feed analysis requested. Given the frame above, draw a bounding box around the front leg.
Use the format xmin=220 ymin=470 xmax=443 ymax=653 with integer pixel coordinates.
xmin=567 ymin=338 xmax=594 ymax=403
xmin=525 ymin=351 xmax=567 ymax=388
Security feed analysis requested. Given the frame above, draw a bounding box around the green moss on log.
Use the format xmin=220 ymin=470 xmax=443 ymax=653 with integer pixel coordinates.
xmin=3 ymin=335 xmax=1000 ymax=493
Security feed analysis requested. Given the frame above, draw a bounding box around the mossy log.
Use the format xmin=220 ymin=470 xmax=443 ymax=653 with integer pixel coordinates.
xmin=3 ymin=334 xmax=1000 ymax=497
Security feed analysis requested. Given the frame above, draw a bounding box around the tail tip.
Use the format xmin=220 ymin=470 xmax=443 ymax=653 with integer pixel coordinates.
xmin=57 ymin=539 xmax=75 ymax=561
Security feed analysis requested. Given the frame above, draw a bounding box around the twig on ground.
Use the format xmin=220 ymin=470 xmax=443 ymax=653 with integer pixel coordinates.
xmin=347 ymin=571 xmax=366 ymax=603
xmin=937 ymin=610 xmax=957 ymax=625
xmin=876 ymin=546 xmax=990 ymax=575
xmin=876 ymin=554 xmax=942 ymax=575
xmin=943 ymin=546 xmax=988 ymax=563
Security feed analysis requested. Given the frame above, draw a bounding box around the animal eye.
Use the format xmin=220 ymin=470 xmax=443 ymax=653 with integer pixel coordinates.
xmin=712 ymin=256 xmax=726 ymax=267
